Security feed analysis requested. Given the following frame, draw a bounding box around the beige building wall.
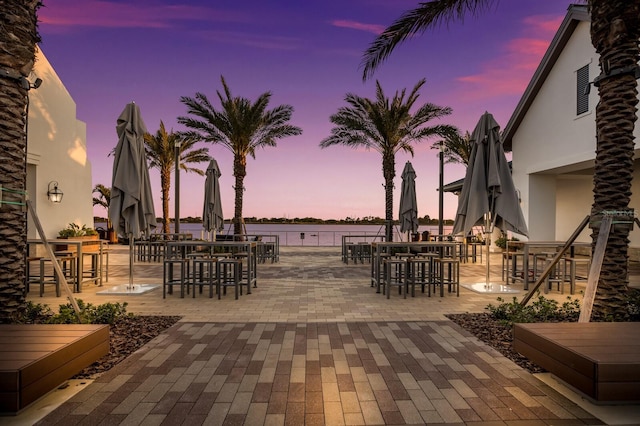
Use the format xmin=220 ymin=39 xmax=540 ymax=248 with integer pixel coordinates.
xmin=510 ymin=18 xmax=640 ymax=253
xmin=26 ymin=47 xmax=93 ymax=240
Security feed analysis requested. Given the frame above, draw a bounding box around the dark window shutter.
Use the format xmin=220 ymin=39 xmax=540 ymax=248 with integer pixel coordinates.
xmin=576 ymin=65 xmax=589 ymax=115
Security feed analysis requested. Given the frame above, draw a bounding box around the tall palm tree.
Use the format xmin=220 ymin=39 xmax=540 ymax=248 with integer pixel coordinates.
xmin=320 ymin=79 xmax=456 ymax=242
xmin=0 ymin=1 xmax=41 ymax=323
xmin=433 ymin=129 xmax=472 ymax=166
xmin=178 ymin=76 xmax=303 ymax=237
xmin=92 ymin=183 xmax=112 ymax=229
xmin=361 ymin=1 xmax=640 ymax=320
xmin=144 ymin=121 xmax=210 ymax=234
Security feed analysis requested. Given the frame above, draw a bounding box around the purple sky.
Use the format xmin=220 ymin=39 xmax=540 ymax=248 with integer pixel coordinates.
xmin=37 ymin=0 xmax=569 ymax=221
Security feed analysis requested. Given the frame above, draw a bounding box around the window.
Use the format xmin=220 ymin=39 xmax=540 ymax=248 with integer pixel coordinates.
xmin=576 ymin=64 xmax=589 ymax=115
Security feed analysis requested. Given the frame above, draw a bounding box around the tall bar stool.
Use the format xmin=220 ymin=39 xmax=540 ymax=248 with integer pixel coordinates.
xmin=358 ymin=242 xmax=372 ymax=263
xmin=101 ymin=244 xmax=110 ymax=283
xmin=231 ymin=251 xmax=252 ymax=294
xmin=217 ymin=258 xmax=241 ymax=299
xmin=163 ymin=254 xmax=189 ymax=298
xmin=373 ymin=252 xmax=391 ymax=290
xmin=26 ymin=256 xmax=43 ymax=294
xmin=191 ymin=255 xmax=218 ymax=298
xmin=563 ymin=256 xmax=591 ymax=294
xmin=39 ymin=253 xmax=77 ymax=296
xmin=433 ymin=257 xmax=460 ymax=297
xmin=382 ymin=257 xmax=409 ymax=298
xmin=533 ymin=252 xmax=566 ymax=293
xmin=81 ymin=245 xmax=102 ymax=288
xmin=507 ymin=251 xmax=530 ymax=285
xmin=407 ymin=253 xmax=437 ymax=297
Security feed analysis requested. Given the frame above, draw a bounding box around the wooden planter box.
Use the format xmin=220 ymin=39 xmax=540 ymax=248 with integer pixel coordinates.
xmin=55 ymin=235 xmax=100 ymax=253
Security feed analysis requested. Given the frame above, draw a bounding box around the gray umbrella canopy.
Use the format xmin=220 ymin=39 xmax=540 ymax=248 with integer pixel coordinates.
xmin=452 ymin=112 xmax=528 ymax=237
xmin=399 ymin=161 xmax=419 ymax=234
xmin=203 ymin=158 xmax=224 ymax=237
xmin=109 ymin=102 xmax=156 ymax=239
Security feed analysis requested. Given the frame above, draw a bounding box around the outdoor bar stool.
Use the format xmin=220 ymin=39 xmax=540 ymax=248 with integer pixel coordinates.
xmin=501 ymin=250 xmax=514 ymax=281
xmin=26 ymin=256 xmax=43 ymax=294
xmin=81 ymin=247 xmax=102 ymax=287
xmin=408 ymin=253 xmax=437 ymax=296
xmin=39 ymin=253 xmax=77 ymax=296
xmin=373 ymin=252 xmax=391 ymax=289
xmin=534 ymin=253 xmax=566 ymax=293
xmin=433 ymin=257 xmax=460 ymax=297
xmin=357 ymin=242 xmax=372 ymax=263
xmin=191 ymin=256 xmax=218 ymax=298
xmin=563 ymin=256 xmax=591 ymax=294
xmin=135 ymin=238 xmax=149 ymax=261
xmin=257 ymin=241 xmax=275 ymax=264
xmin=348 ymin=243 xmax=360 ymax=264
xmin=382 ymin=257 xmax=409 ymax=298
xmin=507 ymin=251 xmax=529 ymax=285
xmin=343 ymin=242 xmax=354 ymax=264
xmin=148 ymin=240 xmax=166 ymax=262
xmin=217 ymin=258 xmax=241 ymax=300
xmin=101 ymin=244 xmax=110 ymax=283
xmin=231 ymin=251 xmax=253 ymax=294
xmin=163 ymin=257 xmax=189 ymax=298
xmin=261 ymin=242 xmax=276 ymax=263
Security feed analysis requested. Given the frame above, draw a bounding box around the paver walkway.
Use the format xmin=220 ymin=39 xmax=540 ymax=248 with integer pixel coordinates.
xmin=26 ymin=246 xmax=607 ymax=425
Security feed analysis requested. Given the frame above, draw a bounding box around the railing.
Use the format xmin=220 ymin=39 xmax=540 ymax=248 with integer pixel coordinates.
xmin=245 ymin=230 xmax=409 ymax=247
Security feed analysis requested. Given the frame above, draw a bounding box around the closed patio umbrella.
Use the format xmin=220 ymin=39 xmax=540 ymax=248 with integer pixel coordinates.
xmin=203 ymin=158 xmax=224 ymax=240
xmin=108 ymin=102 xmax=157 ymax=293
xmin=399 ymin=161 xmax=419 ymax=241
xmin=452 ymin=112 xmax=528 ymax=291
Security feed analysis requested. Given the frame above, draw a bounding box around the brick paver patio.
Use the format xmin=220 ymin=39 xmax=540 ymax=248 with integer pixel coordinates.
xmin=24 ymin=246 xmax=610 ymax=425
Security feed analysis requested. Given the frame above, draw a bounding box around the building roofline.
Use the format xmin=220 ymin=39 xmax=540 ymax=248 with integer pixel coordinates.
xmin=502 ymin=4 xmax=589 ymax=150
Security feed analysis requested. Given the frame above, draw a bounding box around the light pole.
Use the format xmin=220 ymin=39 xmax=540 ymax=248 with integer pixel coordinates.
xmin=438 ymin=140 xmax=444 ymax=237
xmin=174 ymin=140 xmax=182 ymax=234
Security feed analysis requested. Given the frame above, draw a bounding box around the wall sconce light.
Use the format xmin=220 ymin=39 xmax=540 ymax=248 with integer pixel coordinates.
xmin=47 ymin=181 xmax=63 ymax=203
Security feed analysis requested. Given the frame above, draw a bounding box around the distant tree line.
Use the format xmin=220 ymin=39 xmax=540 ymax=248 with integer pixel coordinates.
xmin=93 ymin=215 xmax=453 ymax=226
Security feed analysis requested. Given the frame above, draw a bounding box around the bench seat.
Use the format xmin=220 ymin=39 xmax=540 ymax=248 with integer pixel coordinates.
xmin=513 ymin=322 xmax=640 ymax=403
xmin=0 ymin=324 xmax=110 ymax=414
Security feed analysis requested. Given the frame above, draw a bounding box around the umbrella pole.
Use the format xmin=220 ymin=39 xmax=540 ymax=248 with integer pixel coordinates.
xmin=129 ymin=233 xmax=134 ymax=290
xmin=485 ymin=214 xmax=491 ymax=288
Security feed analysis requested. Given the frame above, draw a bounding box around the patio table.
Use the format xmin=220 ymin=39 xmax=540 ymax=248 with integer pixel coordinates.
xmin=166 ymin=240 xmax=258 ymax=291
xmin=370 ymin=241 xmax=463 ymax=291
xmin=28 ymin=238 xmax=108 ymax=291
xmin=506 ymin=240 xmax=590 ymax=290
xmin=341 ymin=234 xmax=385 ymax=264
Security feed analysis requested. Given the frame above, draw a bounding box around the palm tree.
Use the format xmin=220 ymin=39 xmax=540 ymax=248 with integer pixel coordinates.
xmin=144 ymin=121 xmax=210 ymax=234
xmin=92 ymin=184 xmax=113 ymax=236
xmin=320 ymin=79 xmax=456 ymax=242
xmin=433 ymin=129 xmax=473 ymax=166
xmin=178 ymin=76 xmax=303 ymax=237
xmin=0 ymin=1 xmax=41 ymax=323
xmin=361 ymin=1 xmax=640 ymax=320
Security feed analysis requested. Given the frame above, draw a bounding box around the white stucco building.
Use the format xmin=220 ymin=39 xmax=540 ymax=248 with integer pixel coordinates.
xmin=502 ymin=4 xmax=640 ymax=257
xmin=26 ymin=47 xmax=94 ymax=239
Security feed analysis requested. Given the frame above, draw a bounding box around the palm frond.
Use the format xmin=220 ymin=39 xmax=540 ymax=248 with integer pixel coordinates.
xmin=361 ymin=0 xmax=497 ymax=80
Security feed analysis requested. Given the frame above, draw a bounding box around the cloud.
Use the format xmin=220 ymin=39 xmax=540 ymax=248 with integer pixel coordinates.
xmin=39 ymin=0 xmax=244 ymax=30
xmin=331 ymin=19 xmax=384 ymax=35
xmin=453 ymin=14 xmax=564 ymax=102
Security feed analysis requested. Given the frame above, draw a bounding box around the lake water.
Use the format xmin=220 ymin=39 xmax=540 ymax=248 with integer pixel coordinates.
xmin=95 ymin=222 xmax=454 ymax=246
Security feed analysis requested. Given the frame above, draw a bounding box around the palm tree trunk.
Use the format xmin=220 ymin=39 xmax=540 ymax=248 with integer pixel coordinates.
xmin=233 ymin=155 xmax=246 ymax=238
xmin=161 ymin=166 xmax=171 ymax=234
xmin=589 ymin=0 xmax=640 ymax=320
xmin=383 ymin=152 xmax=395 ymax=242
xmin=0 ymin=0 xmax=40 ymax=323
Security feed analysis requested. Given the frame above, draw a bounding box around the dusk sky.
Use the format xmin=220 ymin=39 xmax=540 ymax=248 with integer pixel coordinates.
xmin=37 ymin=0 xmax=570 ymax=221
